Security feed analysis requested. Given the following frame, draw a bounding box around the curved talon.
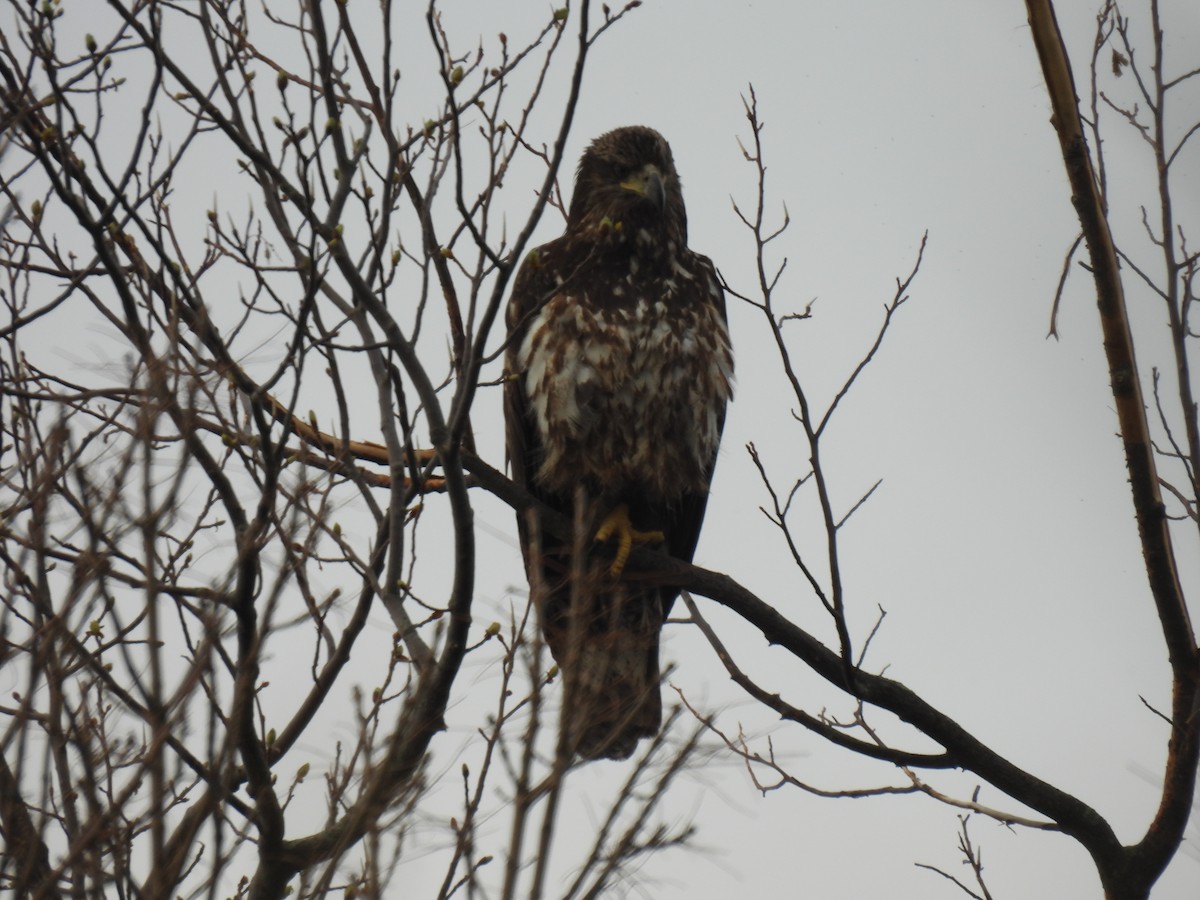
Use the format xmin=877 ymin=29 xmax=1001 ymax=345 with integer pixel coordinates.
xmin=594 ymin=503 xmax=664 ymax=575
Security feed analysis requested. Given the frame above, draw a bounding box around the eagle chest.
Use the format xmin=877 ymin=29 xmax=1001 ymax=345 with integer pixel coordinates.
xmin=518 ymin=283 xmax=732 ymax=499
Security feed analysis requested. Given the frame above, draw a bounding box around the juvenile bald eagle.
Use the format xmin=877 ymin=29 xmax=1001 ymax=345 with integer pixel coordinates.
xmin=504 ymin=126 xmax=733 ymax=760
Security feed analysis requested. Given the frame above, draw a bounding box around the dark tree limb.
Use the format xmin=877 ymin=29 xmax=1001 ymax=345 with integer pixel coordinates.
xmin=461 ymin=452 xmax=1121 ymax=856
xmin=0 ymin=752 xmax=55 ymax=897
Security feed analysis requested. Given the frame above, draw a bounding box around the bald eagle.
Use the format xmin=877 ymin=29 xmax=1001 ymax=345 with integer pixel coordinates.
xmin=504 ymin=126 xmax=733 ymax=760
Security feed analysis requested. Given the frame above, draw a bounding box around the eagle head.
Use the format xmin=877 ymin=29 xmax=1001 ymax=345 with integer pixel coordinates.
xmin=568 ymin=126 xmax=688 ymax=250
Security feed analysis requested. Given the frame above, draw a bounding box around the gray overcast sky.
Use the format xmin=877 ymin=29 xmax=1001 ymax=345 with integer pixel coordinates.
xmin=9 ymin=0 xmax=1199 ymax=896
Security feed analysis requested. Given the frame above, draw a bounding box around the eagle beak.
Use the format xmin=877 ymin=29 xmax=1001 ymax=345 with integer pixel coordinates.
xmin=620 ymin=164 xmax=666 ymax=212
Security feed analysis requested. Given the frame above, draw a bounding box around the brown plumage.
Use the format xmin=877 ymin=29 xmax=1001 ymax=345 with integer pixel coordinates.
xmin=504 ymin=126 xmax=733 ymax=760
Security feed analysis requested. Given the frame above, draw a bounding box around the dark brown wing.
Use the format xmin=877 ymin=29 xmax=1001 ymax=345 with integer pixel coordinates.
xmin=649 ymin=251 xmax=729 ymax=608
xmin=504 ymin=237 xmax=568 ymax=571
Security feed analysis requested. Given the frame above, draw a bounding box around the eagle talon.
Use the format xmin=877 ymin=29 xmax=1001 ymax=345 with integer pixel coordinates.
xmin=594 ymin=503 xmax=664 ymax=576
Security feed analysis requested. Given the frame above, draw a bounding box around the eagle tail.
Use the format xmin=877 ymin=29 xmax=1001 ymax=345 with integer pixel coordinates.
xmin=545 ymin=580 xmax=665 ymax=761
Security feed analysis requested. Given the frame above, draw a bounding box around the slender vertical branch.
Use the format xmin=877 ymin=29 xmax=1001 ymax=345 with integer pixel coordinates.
xmin=1027 ymin=2 xmax=1199 ymax=893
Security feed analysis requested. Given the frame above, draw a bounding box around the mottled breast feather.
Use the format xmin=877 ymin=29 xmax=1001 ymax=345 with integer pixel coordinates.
xmin=517 ymin=254 xmax=732 ymax=499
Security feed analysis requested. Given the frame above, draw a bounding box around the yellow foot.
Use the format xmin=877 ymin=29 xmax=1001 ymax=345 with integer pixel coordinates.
xmin=593 ymin=503 xmax=664 ymax=576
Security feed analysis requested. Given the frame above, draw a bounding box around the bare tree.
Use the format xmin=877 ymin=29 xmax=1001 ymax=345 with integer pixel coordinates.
xmin=0 ymin=1 xmax=1195 ymax=899
xmin=0 ymin=2 xmax=697 ymax=898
